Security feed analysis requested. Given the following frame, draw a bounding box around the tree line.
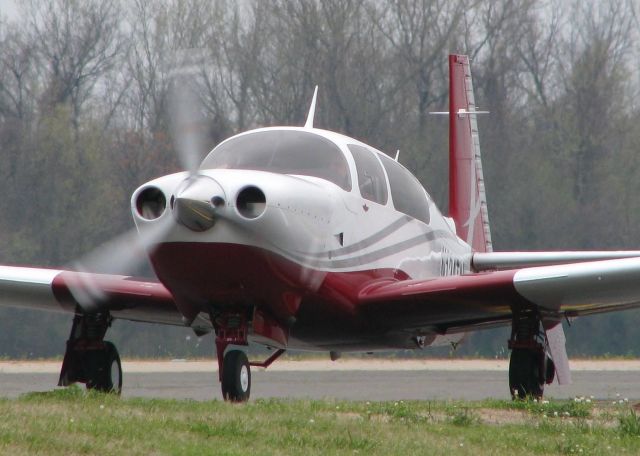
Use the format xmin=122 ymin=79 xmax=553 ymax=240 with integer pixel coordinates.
xmin=0 ymin=0 xmax=639 ymax=358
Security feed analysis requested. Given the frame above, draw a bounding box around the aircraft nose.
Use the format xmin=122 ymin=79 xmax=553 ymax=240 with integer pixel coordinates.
xmin=172 ymin=176 xmax=226 ymax=232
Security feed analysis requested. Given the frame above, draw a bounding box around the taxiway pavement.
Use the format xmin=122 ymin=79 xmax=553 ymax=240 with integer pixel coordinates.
xmin=0 ymin=359 xmax=638 ymax=401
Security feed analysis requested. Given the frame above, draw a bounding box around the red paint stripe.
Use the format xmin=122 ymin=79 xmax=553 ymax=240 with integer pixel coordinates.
xmin=51 ymin=271 xmax=175 ymax=312
xmin=359 ymin=269 xmax=519 ymax=302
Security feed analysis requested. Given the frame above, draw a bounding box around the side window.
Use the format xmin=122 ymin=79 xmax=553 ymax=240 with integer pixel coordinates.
xmin=348 ymin=144 xmax=388 ymax=205
xmin=378 ymin=154 xmax=430 ymax=224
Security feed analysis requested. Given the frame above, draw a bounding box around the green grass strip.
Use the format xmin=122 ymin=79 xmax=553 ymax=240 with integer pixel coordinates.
xmin=0 ymin=388 xmax=638 ymax=455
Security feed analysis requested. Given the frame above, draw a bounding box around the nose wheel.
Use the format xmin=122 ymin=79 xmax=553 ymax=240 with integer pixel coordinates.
xmin=214 ymin=315 xmax=252 ymax=402
xmin=221 ymin=350 xmax=251 ymax=402
xmin=213 ymin=312 xmax=286 ymax=402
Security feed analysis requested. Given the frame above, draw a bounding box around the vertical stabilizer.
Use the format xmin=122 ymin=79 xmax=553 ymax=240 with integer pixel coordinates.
xmin=448 ymin=54 xmax=492 ymax=252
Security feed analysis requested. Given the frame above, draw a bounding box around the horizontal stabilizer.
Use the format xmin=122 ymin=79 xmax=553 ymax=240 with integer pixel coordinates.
xmin=473 ymin=251 xmax=640 ymax=271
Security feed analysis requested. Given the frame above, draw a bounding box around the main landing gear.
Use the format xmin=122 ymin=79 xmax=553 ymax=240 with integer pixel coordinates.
xmin=508 ymin=311 xmax=555 ymax=400
xmin=214 ymin=313 xmax=285 ymax=402
xmin=58 ymin=312 xmax=123 ymax=394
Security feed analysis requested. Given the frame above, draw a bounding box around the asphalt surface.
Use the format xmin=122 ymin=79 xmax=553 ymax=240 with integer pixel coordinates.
xmin=0 ymin=360 xmax=638 ymax=401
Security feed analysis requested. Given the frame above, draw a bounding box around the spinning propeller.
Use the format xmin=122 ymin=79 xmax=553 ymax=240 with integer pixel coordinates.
xmin=69 ymin=68 xmax=329 ymax=311
xmin=69 ymin=56 xmax=214 ymax=312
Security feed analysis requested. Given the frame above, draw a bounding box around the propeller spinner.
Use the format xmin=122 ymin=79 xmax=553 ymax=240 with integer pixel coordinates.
xmin=171 ymin=176 xmax=226 ymax=232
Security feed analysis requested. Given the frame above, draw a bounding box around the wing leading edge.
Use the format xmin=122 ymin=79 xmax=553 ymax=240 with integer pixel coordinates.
xmin=0 ymin=265 xmax=183 ymax=326
xmin=359 ymin=256 xmax=640 ymax=331
xmin=358 ymin=256 xmax=640 ymax=385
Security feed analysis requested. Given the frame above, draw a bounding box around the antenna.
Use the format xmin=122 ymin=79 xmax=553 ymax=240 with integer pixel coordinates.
xmin=394 ymin=149 xmax=400 ymax=161
xmin=304 ymin=86 xmax=319 ymax=128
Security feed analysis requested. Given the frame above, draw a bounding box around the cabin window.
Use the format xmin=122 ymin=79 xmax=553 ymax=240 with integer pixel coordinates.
xmin=348 ymin=144 xmax=388 ymax=205
xmin=201 ymin=130 xmax=352 ymax=191
xmin=378 ymin=154 xmax=430 ymax=224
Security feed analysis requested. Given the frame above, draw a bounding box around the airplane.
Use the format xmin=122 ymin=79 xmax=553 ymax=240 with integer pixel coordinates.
xmin=2 ymin=54 xmax=640 ymax=402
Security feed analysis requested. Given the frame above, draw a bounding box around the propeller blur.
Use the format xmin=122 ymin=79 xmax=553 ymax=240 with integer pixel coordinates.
xmin=2 ymin=55 xmax=640 ymax=402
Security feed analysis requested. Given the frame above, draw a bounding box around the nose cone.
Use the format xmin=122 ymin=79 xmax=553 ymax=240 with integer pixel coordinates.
xmin=173 ymin=176 xmax=226 ymax=232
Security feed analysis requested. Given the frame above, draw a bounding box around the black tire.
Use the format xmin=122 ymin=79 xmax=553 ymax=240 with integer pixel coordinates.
xmin=509 ymin=348 xmax=544 ymax=400
xmin=545 ymin=355 xmax=556 ymax=384
xmin=221 ymin=350 xmax=251 ymax=402
xmin=86 ymin=341 xmax=122 ymax=394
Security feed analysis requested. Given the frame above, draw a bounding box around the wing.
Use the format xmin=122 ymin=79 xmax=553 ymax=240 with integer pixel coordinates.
xmin=360 ymin=257 xmax=640 ymax=385
xmin=0 ymin=265 xmax=185 ymax=327
xmin=472 ymin=251 xmax=640 ymax=271
xmin=359 ymin=256 xmax=640 ymax=333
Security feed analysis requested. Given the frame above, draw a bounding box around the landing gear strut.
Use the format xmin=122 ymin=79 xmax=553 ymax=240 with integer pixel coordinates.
xmin=213 ymin=312 xmax=286 ymax=402
xmin=508 ymin=311 xmax=554 ymax=400
xmin=59 ymin=312 xmax=123 ymax=394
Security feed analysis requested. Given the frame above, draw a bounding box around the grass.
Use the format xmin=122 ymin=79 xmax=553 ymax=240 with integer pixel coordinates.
xmin=0 ymin=388 xmax=639 ymax=455
xmin=619 ymin=409 xmax=640 ymax=436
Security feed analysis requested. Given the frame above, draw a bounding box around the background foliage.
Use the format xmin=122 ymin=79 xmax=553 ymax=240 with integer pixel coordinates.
xmin=1 ymin=0 xmax=639 ymax=358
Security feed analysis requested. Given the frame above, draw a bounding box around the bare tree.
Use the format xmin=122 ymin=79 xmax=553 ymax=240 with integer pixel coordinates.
xmin=25 ymin=0 xmax=125 ymax=133
xmin=513 ymin=1 xmax=561 ymax=109
xmin=203 ymin=0 xmax=264 ymax=132
xmin=249 ymin=0 xmax=323 ymax=127
xmin=373 ymin=0 xmax=468 ymax=129
xmin=0 ymin=22 xmax=38 ymax=186
xmin=560 ymin=0 xmax=635 ymax=205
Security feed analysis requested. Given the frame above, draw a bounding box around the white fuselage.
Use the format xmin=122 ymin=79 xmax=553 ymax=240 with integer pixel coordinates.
xmin=131 ymin=127 xmax=472 ymax=350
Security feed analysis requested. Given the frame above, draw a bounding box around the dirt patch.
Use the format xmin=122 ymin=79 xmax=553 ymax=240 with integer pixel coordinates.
xmin=476 ymin=408 xmax=531 ymax=425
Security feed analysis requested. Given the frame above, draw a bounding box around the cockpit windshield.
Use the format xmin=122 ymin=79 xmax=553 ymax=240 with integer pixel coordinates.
xmin=201 ymin=130 xmax=352 ymax=190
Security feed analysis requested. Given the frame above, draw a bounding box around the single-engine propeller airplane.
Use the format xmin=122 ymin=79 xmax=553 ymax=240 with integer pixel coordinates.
xmin=2 ymin=54 xmax=640 ymax=401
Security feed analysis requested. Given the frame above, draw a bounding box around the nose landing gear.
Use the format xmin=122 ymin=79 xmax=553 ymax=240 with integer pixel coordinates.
xmin=213 ymin=313 xmax=286 ymax=402
xmin=214 ymin=316 xmax=251 ymax=402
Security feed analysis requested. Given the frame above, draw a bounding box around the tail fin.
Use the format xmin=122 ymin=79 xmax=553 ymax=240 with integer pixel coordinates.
xmin=448 ymin=54 xmax=493 ymax=252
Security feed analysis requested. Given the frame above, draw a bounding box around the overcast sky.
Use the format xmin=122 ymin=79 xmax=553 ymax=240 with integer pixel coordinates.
xmin=0 ymin=0 xmax=19 ymax=21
